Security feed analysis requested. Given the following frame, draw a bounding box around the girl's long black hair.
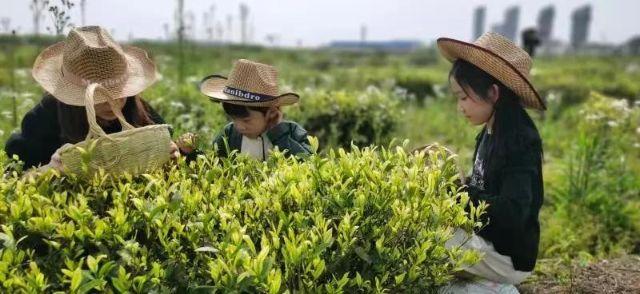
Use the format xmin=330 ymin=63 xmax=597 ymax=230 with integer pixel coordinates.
xmin=450 ymin=59 xmax=542 ymax=182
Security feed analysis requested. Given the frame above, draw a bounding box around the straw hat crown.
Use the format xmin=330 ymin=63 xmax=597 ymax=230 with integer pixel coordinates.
xmin=199 ymin=59 xmax=299 ymax=107
xmin=473 ymin=32 xmax=533 ymax=80
xmin=61 ymin=26 xmax=129 ymax=87
xmin=32 ymin=26 xmax=158 ymax=106
xmin=228 ymin=59 xmax=280 ymax=96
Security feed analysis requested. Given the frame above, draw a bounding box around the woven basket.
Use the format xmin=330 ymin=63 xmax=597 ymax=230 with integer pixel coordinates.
xmin=59 ymin=83 xmax=171 ymax=178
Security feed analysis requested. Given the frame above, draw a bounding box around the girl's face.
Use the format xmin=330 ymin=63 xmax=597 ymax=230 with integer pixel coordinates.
xmin=94 ymin=98 xmax=127 ymax=121
xmin=449 ymin=76 xmax=496 ymax=126
xmin=230 ymin=109 xmax=268 ymax=139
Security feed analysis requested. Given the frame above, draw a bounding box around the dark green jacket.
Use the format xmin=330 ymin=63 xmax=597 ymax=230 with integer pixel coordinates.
xmin=212 ymin=120 xmax=313 ymax=159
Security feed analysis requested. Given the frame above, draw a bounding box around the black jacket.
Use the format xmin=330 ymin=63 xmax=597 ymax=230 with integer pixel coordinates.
xmin=466 ymin=126 xmax=543 ymax=272
xmin=4 ymin=95 xmax=166 ymax=169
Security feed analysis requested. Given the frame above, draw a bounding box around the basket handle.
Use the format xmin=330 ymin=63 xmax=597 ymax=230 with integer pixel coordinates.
xmin=84 ymin=83 xmax=136 ymax=140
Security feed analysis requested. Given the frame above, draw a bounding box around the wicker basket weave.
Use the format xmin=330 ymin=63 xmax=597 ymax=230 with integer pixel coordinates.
xmin=59 ymin=83 xmax=171 ymax=178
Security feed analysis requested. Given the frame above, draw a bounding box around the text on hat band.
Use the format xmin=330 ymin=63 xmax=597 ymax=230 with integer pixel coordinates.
xmin=223 ymin=86 xmax=276 ymax=101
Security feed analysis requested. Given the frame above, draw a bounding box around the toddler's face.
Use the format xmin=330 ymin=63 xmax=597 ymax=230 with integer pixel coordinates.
xmin=231 ymin=109 xmax=269 ymax=139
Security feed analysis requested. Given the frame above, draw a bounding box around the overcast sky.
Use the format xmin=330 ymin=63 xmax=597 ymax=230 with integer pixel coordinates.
xmin=3 ymin=0 xmax=639 ymax=47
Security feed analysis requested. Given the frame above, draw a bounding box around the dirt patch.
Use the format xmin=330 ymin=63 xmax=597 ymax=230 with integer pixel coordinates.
xmin=518 ymin=256 xmax=640 ymax=294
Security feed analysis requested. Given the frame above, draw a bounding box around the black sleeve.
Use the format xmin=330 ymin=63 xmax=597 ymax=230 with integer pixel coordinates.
xmin=4 ymin=97 xmax=62 ymax=169
xmin=468 ymin=144 xmax=539 ymax=231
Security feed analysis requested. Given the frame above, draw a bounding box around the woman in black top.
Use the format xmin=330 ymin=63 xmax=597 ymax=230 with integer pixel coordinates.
xmin=436 ymin=32 xmax=545 ymax=289
xmin=4 ymin=26 xmax=177 ymax=171
xmin=5 ymin=94 xmax=167 ymax=170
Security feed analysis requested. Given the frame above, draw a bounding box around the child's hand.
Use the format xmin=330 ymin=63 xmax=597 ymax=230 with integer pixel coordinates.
xmin=266 ymin=107 xmax=283 ymax=130
xmin=169 ymin=141 xmax=180 ymax=159
xmin=176 ymin=132 xmax=198 ymax=154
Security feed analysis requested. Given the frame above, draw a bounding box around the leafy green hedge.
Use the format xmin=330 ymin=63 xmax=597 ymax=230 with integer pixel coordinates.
xmin=533 ymin=57 xmax=640 ymax=113
xmin=540 ymin=92 xmax=640 ymax=259
xmin=394 ymin=69 xmax=447 ymax=104
xmin=144 ymin=83 xmax=402 ymax=150
xmin=288 ymin=87 xmax=402 ymax=149
xmin=0 ymin=145 xmax=482 ymax=293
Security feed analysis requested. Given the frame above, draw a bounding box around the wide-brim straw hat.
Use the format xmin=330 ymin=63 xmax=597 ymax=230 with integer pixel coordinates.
xmin=32 ymin=26 xmax=158 ymax=106
xmin=437 ymin=32 xmax=546 ymax=111
xmin=199 ymin=59 xmax=299 ymax=107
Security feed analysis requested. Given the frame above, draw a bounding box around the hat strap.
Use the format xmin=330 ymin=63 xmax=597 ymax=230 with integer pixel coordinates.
xmin=223 ymin=86 xmax=276 ymax=102
xmin=84 ymin=83 xmax=135 ymax=141
xmin=62 ymin=64 xmax=129 ymax=88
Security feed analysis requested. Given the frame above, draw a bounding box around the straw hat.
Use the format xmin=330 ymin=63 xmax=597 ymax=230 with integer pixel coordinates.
xmin=32 ymin=26 xmax=158 ymax=106
xmin=437 ymin=32 xmax=546 ymax=111
xmin=199 ymin=59 xmax=299 ymax=107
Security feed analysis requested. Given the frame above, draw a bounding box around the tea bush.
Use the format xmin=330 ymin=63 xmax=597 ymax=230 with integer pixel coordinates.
xmin=540 ymin=92 xmax=640 ymax=259
xmin=0 ymin=144 xmax=483 ymax=293
xmin=533 ymin=57 xmax=640 ymax=112
xmin=4 ymin=39 xmax=640 ymax=289
xmin=288 ymin=87 xmax=402 ymax=149
xmin=145 ymin=81 xmax=403 ymax=150
xmin=394 ymin=69 xmax=446 ymax=104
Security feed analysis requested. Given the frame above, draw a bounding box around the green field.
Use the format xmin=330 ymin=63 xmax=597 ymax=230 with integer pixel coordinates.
xmin=1 ymin=37 xmax=639 ymax=292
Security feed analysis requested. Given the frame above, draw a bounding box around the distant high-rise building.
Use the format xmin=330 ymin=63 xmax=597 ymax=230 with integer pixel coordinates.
xmin=216 ymin=22 xmax=224 ymax=40
xmin=162 ymin=23 xmax=170 ymax=40
xmin=571 ymin=5 xmax=592 ymax=48
xmin=240 ymin=3 xmax=249 ymax=44
xmin=80 ymin=0 xmax=87 ymax=26
xmin=491 ymin=23 xmax=504 ymax=36
xmin=360 ymin=25 xmax=367 ymax=43
xmin=473 ymin=6 xmax=486 ymax=40
xmin=502 ymin=6 xmax=520 ymax=41
xmin=537 ymin=5 xmax=555 ymax=43
xmin=1 ymin=18 xmax=11 ymax=33
xmin=226 ymin=15 xmax=233 ymax=43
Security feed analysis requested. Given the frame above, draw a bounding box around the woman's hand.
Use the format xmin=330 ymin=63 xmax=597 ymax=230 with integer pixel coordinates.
xmin=48 ymin=149 xmax=63 ymax=171
xmin=169 ymin=141 xmax=180 ymax=160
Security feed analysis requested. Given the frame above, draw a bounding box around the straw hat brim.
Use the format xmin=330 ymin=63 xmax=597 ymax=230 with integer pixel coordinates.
xmin=32 ymin=42 xmax=158 ymax=106
xmin=199 ymin=75 xmax=299 ymax=107
xmin=437 ymin=38 xmax=546 ymax=111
